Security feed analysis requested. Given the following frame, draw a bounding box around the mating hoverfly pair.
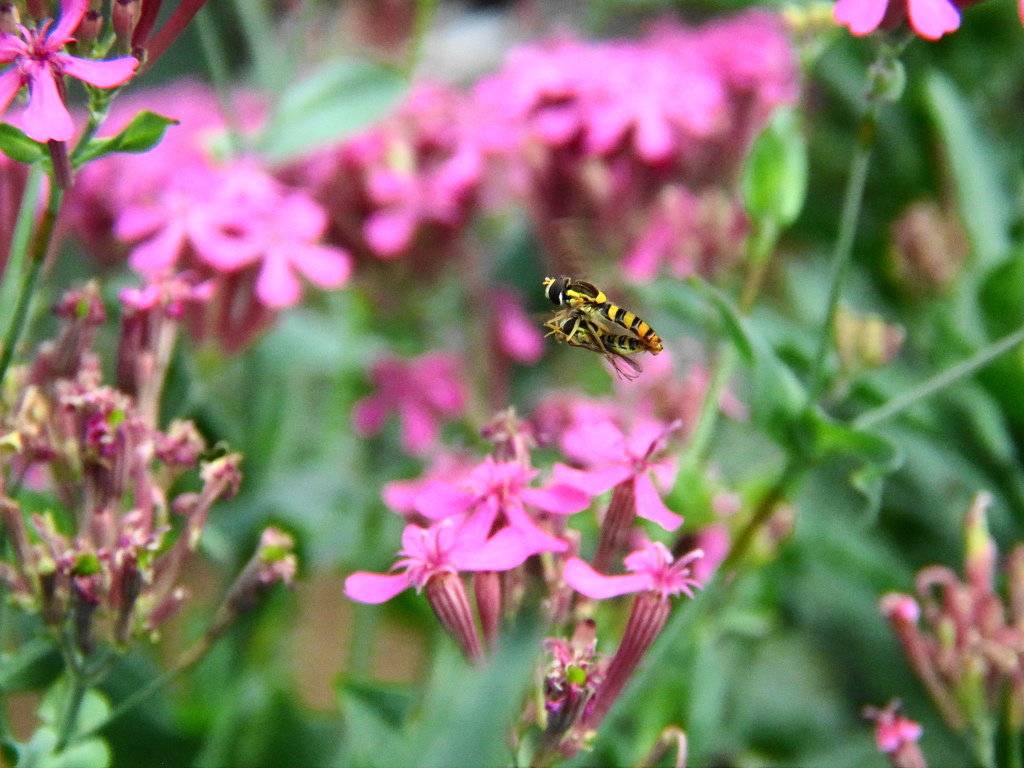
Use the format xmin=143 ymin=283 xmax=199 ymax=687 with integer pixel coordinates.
xmin=542 ymin=276 xmax=663 ymax=380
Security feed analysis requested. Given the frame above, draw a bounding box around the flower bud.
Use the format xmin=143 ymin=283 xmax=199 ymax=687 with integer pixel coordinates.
xmin=424 ymin=571 xmax=482 ymax=663
xmin=473 ymin=570 xmax=501 ymax=649
xmin=113 ymin=0 xmax=140 ymax=47
xmin=889 ymin=201 xmax=967 ymax=296
xmin=0 ymin=2 xmax=19 ymax=34
xmin=584 ymin=591 xmax=671 ymax=729
xmin=963 ymin=491 xmax=996 ymax=596
xmin=74 ymin=9 xmax=103 ymax=44
xmin=834 ymin=306 xmax=904 ymax=376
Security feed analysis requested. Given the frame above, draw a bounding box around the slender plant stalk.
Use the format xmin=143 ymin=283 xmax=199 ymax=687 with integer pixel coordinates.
xmin=853 ymin=324 xmax=1024 ymax=430
xmin=406 ymin=0 xmax=440 ymax=77
xmin=0 ymin=164 xmax=44 ymax=335
xmin=196 ymin=6 xmax=244 ymax=154
xmin=0 ymin=185 xmax=66 ymax=391
xmin=805 ymin=105 xmax=878 ymax=404
xmin=54 ymin=669 xmax=90 ymax=752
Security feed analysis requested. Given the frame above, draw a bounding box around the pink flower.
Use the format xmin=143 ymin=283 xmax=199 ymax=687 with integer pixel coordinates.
xmin=118 ymin=161 xmax=351 ymax=308
xmin=555 ymin=419 xmax=684 ymax=532
xmin=833 ymin=0 xmax=960 ymax=40
xmin=0 ymin=0 xmax=138 ymax=142
xmin=863 ymin=701 xmax=926 ymax=768
xmin=351 ymin=351 xmax=468 ymax=455
xmin=563 ymin=539 xmax=704 ymax=601
xmin=413 ymin=455 xmax=590 ymax=555
xmin=343 ymin=517 xmax=535 ymax=604
xmin=492 ymin=287 xmax=544 ymax=365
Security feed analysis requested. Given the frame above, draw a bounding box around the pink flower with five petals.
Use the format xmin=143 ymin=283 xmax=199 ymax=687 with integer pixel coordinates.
xmin=414 ymin=456 xmax=591 ymax=555
xmin=0 ymin=0 xmax=138 ymax=142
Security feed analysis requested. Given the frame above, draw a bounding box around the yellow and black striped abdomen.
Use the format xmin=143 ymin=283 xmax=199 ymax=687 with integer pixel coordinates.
xmin=597 ymin=304 xmax=663 ymax=353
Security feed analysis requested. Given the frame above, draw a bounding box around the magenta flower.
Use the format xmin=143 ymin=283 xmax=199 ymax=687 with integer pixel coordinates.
xmin=0 ymin=0 xmax=138 ymax=142
xmin=413 ymin=455 xmax=590 ymax=555
xmin=555 ymin=418 xmax=684 ymax=532
xmin=344 ymin=517 xmax=534 ymax=604
xmin=352 ymin=351 xmax=468 ymax=455
xmin=563 ymin=540 xmax=703 ymax=601
xmin=833 ymin=0 xmax=960 ymax=40
xmin=492 ymin=286 xmax=544 ymax=365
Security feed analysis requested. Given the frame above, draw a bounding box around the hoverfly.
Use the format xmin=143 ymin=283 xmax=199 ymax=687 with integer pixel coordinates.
xmin=544 ymin=309 xmax=645 ymax=380
xmin=542 ymin=276 xmax=663 ymax=354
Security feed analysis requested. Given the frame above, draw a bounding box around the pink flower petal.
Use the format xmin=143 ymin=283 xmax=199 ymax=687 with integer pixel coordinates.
xmin=344 ymin=571 xmax=411 ymax=604
xmin=632 ymin=472 xmax=683 ymax=531
xmin=414 ymin=480 xmax=476 ymax=520
xmin=351 ymin=394 xmax=389 ymax=436
xmin=289 ymin=244 xmax=352 ymax=289
xmin=520 ymin=484 xmax=590 ymax=515
xmin=22 ymin=63 xmax=74 ymax=142
xmin=0 ymin=35 xmax=27 ymax=63
xmin=553 ymin=463 xmax=633 ymax=496
xmin=399 ymin=401 xmax=439 ymax=454
xmin=49 ymin=0 xmax=89 ymax=45
xmin=635 ymin=111 xmax=674 ymax=163
xmin=0 ymin=66 xmax=25 ymax=116
xmin=833 ymin=0 xmax=888 ymax=35
xmin=563 ymin=557 xmax=651 ymax=599
xmin=255 ymin=252 xmax=301 ymax=308
xmin=115 ymin=205 xmax=168 ymax=241
xmin=365 ymin=209 xmax=417 ymax=258
xmin=453 ymin=528 xmax=534 ymax=572
xmin=126 ymin=222 xmax=186 ymax=274
xmin=59 ymin=54 xmax=138 ymax=88
xmin=907 ymin=0 xmax=960 ymax=39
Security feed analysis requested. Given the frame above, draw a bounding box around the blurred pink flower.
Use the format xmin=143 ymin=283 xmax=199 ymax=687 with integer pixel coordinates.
xmin=563 ymin=540 xmax=703 ymax=601
xmin=0 ymin=0 xmax=138 ymax=142
xmin=351 ymin=351 xmax=467 ymax=455
xmin=117 ymin=161 xmax=351 ymax=308
xmin=863 ymin=701 xmax=927 ymax=768
xmin=414 ymin=455 xmax=589 ymax=554
xmin=690 ymin=524 xmax=730 ymax=585
xmin=833 ymin=0 xmax=959 ymax=39
xmin=492 ymin=286 xmax=544 ymax=365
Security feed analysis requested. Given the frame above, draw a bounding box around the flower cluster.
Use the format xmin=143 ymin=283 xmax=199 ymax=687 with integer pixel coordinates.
xmin=880 ymin=493 xmax=1024 ymax=745
xmin=473 ymin=10 xmax=797 ymax=282
xmin=0 ymin=282 xmax=293 ymax=654
xmin=863 ymin=701 xmax=928 ymax=768
xmin=345 ymin=357 xmax=741 ymax=755
xmin=61 ymin=10 xmax=798 ymax=359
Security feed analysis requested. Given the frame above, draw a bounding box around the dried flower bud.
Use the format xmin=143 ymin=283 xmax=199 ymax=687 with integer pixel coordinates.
xmin=890 ymin=201 xmax=968 ymax=296
xmin=963 ymin=491 xmax=996 ymax=596
xmin=205 ymin=527 xmax=297 ymax=640
xmin=112 ymin=0 xmax=140 ymax=45
xmin=0 ymin=2 xmax=19 ymax=34
xmin=74 ymin=9 xmax=103 ymax=44
xmin=834 ymin=306 xmax=904 ymax=377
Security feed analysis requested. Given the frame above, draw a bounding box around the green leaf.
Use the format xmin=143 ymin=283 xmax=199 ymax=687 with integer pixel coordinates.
xmin=0 ymin=124 xmax=46 ymax=164
xmin=741 ymin=107 xmax=808 ymax=228
xmin=923 ymin=73 xmax=1011 ymax=269
xmin=14 ymin=726 xmax=110 ymax=768
xmin=260 ymin=59 xmax=408 ymax=161
xmin=72 ymin=111 xmax=179 ymax=167
xmin=810 ymin=414 xmax=903 ymax=518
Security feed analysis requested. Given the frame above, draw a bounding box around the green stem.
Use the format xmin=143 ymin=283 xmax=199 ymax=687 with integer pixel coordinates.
xmin=853 ymin=324 xmax=1024 ymax=430
xmin=805 ymin=106 xmax=877 ymax=404
xmin=678 ymin=344 xmax=737 ymax=473
xmin=54 ymin=668 xmax=89 ymax=752
xmin=0 ymin=185 xmax=65 ymax=391
xmin=406 ymin=0 xmax=439 ymax=78
xmin=196 ymin=6 xmax=244 ymax=155
xmin=1009 ymin=722 xmax=1022 ymax=768
xmin=722 ymin=455 xmax=804 ymax=570
xmin=0 ymin=164 xmax=43 ymax=334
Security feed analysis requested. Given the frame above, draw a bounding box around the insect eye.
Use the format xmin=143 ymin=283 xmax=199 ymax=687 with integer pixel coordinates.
xmin=560 ymin=317 xmax=578 ymax=334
